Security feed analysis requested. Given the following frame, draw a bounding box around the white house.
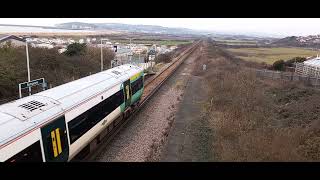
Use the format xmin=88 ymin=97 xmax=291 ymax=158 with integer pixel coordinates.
xmin=34 ymin=43 xmax=54 ymax=49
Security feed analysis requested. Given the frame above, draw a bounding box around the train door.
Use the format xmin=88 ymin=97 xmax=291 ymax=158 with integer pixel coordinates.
xmin=123 ymin=79 xmax=132 ymax=109
xmin=41 ymin=116 xmax=69 ymax=162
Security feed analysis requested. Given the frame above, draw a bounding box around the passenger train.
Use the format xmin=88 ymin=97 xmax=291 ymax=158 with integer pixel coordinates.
xmin=0 ymin=64 xmax=144 ymax=162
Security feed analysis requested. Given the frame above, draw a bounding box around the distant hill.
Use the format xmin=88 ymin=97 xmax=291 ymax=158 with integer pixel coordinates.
xmin=55 ymin=22 xmax=282 ymax=44
xmin=56 ymin=22 xmax=97 ymax=29
xmin=55 ymin=22 xmax=205 ymax=35
xmin=272 ymin=36 xmax=301 ymax=46
xmin=272 ymin=35 xmax=320 ymax=48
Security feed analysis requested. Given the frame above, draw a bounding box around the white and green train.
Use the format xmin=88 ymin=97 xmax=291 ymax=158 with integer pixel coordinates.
xmin=0 ymin=64 xmax=144 ymax=162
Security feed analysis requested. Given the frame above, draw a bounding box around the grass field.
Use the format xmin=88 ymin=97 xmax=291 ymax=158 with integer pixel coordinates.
xmin=215 ymin=39 xmax=257 ymax=43
xmin=227 ymin=47 xmax=319 ymax=64
xmin=112 ymin=39 xmax=191 ymax=46
xmin=221 ymin=42 xmax=257 ymax=46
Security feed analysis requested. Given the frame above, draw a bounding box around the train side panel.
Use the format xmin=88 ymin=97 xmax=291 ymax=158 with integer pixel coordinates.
xmin=65 ymin=84 xmax=123 ymax=160
xmin=0 ymin=129 xmax=42 ymax=162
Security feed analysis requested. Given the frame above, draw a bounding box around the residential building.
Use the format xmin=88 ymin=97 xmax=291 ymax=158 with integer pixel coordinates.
xmin=296 ymin=56 xmax=320 ymax=78
xmin=0 ymin=34 xmax=26 ymax=47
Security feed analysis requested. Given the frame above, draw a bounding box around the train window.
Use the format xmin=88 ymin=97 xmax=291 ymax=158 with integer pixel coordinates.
xmin=115 ymin=90 xmax=124 ymax=106
xmin=131 ymin=77 xmax=143 ymax=95
xmin=68 ymin=111 xmax=90 ymax=143
xmin=68 ymin=89 xmax=124 ymax=144
xmin=6 ymin=141 xmax=43 ymax=162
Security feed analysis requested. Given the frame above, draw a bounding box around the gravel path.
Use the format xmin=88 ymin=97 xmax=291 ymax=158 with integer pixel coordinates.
xmin=161 ymin=41 xmax=215 ymax=161
xmin=94 ymin=48 xmax=201 ymax=162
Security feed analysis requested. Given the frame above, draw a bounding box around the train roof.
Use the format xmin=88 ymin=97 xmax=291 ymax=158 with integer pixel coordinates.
xmin=0 ymin=64 xmax=143 ymax=147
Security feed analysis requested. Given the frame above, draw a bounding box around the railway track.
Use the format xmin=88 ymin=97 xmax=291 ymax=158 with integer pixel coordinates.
xmin=73 ymin=40 xmax=201 ymax=161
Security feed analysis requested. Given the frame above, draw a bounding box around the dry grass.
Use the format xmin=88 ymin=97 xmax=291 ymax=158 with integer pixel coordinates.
xmin=204 ymin=41 xmax=320 ymax=161
xmin=227 ymin=47 xmax=318 ymax=64
xmin=152 ymin=63 xmax=165 ymax=72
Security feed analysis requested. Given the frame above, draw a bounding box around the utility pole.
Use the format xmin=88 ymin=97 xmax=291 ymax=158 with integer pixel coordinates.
xmin=25 ymin=41 xmax=31 ymax=96
xmin=100 ymin=38 xmax=110 ymax=71
xmin=139 ymin=52 xmax=140 ymax=63
xmin=152 ymin=44 xmax=156 ymax=71
xmin=130 ymin=38 xmax=133 ymax=64
xmin=100 ymin=39 xmax=103 ymax=71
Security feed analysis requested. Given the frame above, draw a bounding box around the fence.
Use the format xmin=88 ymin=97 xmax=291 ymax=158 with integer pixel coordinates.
xmin=255 ymin=69 xmax=320 ymax=87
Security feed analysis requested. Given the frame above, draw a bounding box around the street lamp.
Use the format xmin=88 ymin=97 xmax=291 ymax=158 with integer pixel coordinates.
xmin=100 ymin=38 xmax=109 ymax=71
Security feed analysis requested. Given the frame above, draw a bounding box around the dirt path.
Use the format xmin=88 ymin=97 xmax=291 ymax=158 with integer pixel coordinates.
xmin=161 ymin=41 xmax=215 ymax=161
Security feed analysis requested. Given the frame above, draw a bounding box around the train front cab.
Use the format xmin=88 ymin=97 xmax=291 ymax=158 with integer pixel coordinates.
xmin=129 ymin=71 xmax=144 ymax=106
xmin=121 ymin=71 xmax=144 ymax=113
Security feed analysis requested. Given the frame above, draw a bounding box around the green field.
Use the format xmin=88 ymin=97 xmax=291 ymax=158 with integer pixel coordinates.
xmin=214 ymin=39 xmax=258 ymax=45
xmin=221 ymin=42 xmax=257 ymax=46
xmin=216 ymin=39 xmax=257 ymax=43
xmin=112 ymin=39 xmax=191 ymax=46
xmin=227 ymin=47 xmax=319 ymax=64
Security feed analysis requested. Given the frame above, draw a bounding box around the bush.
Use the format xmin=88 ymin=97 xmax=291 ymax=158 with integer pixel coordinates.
xmin=155 ymin=52 xmax=173 ymax=63
xmin=285 ymin=57 xmax=307 ymax=67
xmin=273 ymin=60 xmax=285 ymax=71
xmin=272 ymin=57 xmax=307 ymax=70
xmin=64 ymin=43 xmax=87 ymax=56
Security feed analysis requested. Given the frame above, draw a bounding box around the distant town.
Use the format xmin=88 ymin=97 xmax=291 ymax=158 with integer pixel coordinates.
xmin=23 ymin=36 xmax=178 ymax=55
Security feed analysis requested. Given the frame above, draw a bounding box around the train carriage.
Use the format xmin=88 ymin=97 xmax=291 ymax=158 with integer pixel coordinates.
xmin=0 ymin=64 xmax=144 ymax=162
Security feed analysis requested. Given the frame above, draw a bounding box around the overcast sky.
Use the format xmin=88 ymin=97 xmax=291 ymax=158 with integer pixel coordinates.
xmin=0 ymin=18 xmax=320 ymax=37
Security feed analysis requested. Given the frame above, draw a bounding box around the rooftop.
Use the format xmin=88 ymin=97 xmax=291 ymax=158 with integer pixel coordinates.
xmin=116 ymin=48 xmax=132 ymax=54
xmin=0 ymin=34 xmax=25 ymax=43
xmin=303 ymin=56 xmax=320 ymax=68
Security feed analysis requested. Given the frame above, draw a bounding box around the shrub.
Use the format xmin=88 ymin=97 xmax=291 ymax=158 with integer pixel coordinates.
xmin=155 ymin=52 xmax=173 ymax=63
xmin=273 ymin=60 xmax=285 ymax=71
xmin=64 ymin=42 xmax=87 ymax=56
xmin=285 ymin=57 xmax=306 ymax=67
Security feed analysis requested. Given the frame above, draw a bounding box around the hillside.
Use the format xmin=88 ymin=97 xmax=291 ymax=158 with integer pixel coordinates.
xmin=273 ymin=35 xmax=320 ymax=48
xmin=55 ymin=22 xmax=205 ymax=35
